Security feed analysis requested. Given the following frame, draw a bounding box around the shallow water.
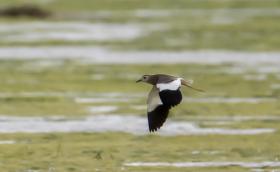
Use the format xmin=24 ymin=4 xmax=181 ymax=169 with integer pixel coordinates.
xmin=184 ymin=97 xmax=276 ymax=104
xmin=124 ymin=161 xmax=280 ymax=168
xmin=243 ymin=74 xmax=267 ymax=81
xmin=184 ymin=115 xmax=280 ymax=122
xmin=0 ymin=46 xmax=280 ymax=65
xmin=271 ymin=84 xmax=280 ymax=89
xmin=75 ymin=92 xmax=144 ymax=103
xmin=0 ymin=22 xmax=161 ymax=42
xmin=0 ymin=91 xmax=144 ymax=99
xmin=0 ymin=115 xmax=274 ymax=135
xmin=75 ymin=9 xmax=280 ymax=19
xmin=91 ymin=74 xmax=106 ymax=80
xmin=88 ymin=106 xmax=118 ymax=113
xmin=75 ymin=97 xmax=135 ymax=103
xmin=0 ymin=140 xmax=16 ymax=144
xmin=191 ymin=150 xmax=221 ymax=155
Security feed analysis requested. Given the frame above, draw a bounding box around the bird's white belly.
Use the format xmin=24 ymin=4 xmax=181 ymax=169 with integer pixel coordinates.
xmin=156 ymin=78 xmax=181 ymax=91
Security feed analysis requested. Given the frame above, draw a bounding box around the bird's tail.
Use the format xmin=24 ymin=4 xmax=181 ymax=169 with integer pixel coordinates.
xmin=181 ymin=79 xmax=205 ymax=92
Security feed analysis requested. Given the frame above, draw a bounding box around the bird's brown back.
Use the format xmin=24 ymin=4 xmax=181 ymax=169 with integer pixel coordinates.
xmin=147 ymin=74 xmax=178 ymax=85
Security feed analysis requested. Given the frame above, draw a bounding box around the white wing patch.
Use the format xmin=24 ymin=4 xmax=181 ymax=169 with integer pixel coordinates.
xmin=156 ymin=78 xmax=181 ymax=91
xmin=147 ymin=86 xmax=162 ymax=112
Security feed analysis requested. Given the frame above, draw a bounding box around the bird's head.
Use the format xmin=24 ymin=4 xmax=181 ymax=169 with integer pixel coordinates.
xmin=136 ymin=74 xmax=151 ymax=83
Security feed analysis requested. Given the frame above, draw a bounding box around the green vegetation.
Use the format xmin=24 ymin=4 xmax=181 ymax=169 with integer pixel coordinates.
xmin=0 ymin=132 xmax=280 ymax=171
xmin=0 ymin=60 xmax=279 ymax=116
xmin=0 ymin=0 xmax=280 ymax=51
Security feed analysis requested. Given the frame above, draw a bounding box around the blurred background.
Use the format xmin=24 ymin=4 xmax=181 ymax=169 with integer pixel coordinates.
xmin=0 ymin=0 xmax=280 ymax=171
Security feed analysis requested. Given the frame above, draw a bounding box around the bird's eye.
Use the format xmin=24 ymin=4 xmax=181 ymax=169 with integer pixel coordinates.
xmin=143 ymin=76 xmax=146 ymax=79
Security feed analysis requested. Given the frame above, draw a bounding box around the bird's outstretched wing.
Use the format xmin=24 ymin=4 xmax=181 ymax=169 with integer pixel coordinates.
xmin=147 ymin=86 xmax=171 ymax=132
xmin=147 ymin=80 xmax=183 ymax=132
xmin=157 ymin=78 xmax=182 ymax=107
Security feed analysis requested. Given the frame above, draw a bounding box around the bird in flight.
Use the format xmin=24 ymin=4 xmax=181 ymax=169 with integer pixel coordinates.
xmin=136 ymin=74 xmax=203 ymax=132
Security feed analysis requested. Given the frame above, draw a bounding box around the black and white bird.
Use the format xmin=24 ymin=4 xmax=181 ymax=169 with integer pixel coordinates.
xmin=136 ymin=74 xmax=203 ymax=132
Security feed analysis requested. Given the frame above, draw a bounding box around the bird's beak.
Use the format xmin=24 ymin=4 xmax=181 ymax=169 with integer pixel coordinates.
xmin=136 ymin=79 xmax=142 ymax=83
xmin=181 ymin=79 xmax=204 ymax=92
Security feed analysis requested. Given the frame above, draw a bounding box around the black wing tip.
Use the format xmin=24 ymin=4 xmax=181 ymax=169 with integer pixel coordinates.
xmin=149 ymin=126 xmax=161 ymax=132
xmin=147 ymin=105 xmax=171 ymax=132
